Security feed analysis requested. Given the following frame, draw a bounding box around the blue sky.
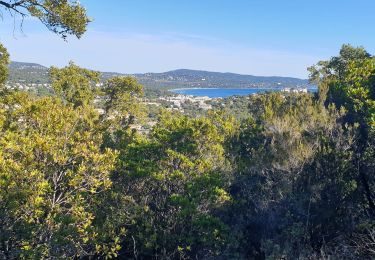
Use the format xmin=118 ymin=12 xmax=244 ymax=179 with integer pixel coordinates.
xmin=1 ymin=0 xmax=375 ymax=78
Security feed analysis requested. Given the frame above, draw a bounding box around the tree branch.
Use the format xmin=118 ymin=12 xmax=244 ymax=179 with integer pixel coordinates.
xmin=0 ymin=0 xmax=28 ymax=16
xmin=0 ymin=0 xmax=28 ymax=9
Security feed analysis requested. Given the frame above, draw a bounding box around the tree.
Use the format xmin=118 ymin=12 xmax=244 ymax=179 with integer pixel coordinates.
xmin=0 ymin=54 xmax=147 ymax=258
xmin=0 ymin=0 xmax=90 ymax=39
xmin=308 ymin=44 xmax=371 ymax=105
xmin=113 ymin=111 xmax=234 ymax=259
xmin=102 ymin=77 xmax=143 ymax=114
xmin=306 ymin=46 xmax=375 ymax=258
xmin=0 ymin=93 xmax=119 ymax=258
xmin=309 ymin=45 xmax=375 ymax=216
xmin=0 ymin=43 xmax=9 ymax=87
xmin=225 ymin=92 xmax=363 ymax=258
xmin=0 ymin=2 xmax=138 ymax=258
xmin=49 ymin=62 xmax=100 ymax=108
xmin=101 ymin=76 xmax=144 ymax=128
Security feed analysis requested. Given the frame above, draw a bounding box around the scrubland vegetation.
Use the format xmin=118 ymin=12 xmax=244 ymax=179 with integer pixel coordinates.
xmin=0 ymin=1 xmax=374 ymax=259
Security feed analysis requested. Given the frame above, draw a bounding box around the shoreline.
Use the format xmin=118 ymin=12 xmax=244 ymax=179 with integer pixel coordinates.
xmin=169 ymin=86 xmax=317 ymax=92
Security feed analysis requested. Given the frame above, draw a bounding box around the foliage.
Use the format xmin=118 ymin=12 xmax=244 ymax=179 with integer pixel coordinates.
xmin=0 ymin=0 xmax=90 ymax=39
xmin=0 ymin=93 xmax=118 ymax=258
xmin=50 ymin=62 xmax=100 ymax=108
xmin=309 ymin=44 xmax=375 ymax=218
xmin=309 ymin=44 xmax=375 ymax=129
xmin=222 ymin=93 xmax=359 ymax=258
xmin=101 ymin=76 xmax=145 ymax=129
xmin=0 ymin=49 xmax=142 ymax=258
xmin=0 ymin=43 xmax=9 ymax=87
xmin=111 ymin=111 xmax=235 ymax=259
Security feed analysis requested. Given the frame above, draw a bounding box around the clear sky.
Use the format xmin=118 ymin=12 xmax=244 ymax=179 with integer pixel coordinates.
xmin=1 ymin=0 xmax=375 ymax=78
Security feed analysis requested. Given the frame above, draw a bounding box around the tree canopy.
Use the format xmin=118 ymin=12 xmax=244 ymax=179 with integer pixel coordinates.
xmin=50 ymin=62 xmax=100 ymax=107
xmin=0 ymin=0 xmax=90 ymax=39
xmin=0 ymin=43 xmax=9 ymax=86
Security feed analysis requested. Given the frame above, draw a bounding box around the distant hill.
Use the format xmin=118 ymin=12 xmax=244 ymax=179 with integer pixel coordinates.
xmin=9 ymin=61 xmax=47 ymax=70
xmin=135 ymin=69 xmax=309 ymax=89
xmin=8 ymin=61 xmax=309 ymax=88
xmin=9 ymin=62 xmax=49 ymax=84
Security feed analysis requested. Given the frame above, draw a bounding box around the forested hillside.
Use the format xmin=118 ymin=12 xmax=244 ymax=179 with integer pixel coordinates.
xmin=9 ymin=62 xmax=308 ymax=89
xmin=0 ymin=1 xmax=374 ymax=259
xmin=9 ymin=62 xmax=49 ymax=84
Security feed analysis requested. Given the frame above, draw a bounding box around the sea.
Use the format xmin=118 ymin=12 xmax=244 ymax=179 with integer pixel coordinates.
xmin=170 ymin=87 xmax=317 ymax=98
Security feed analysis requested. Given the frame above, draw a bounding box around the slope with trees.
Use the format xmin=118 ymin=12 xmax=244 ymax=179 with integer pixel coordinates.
xmin=0 ymin=1 xmax=374 ymax=259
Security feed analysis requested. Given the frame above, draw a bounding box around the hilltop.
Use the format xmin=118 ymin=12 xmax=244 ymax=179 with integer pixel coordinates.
xmin=9 ymin=62 xmax=49 ymax=84
xmin=135 ymin=69 xmax=308 ymax=88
